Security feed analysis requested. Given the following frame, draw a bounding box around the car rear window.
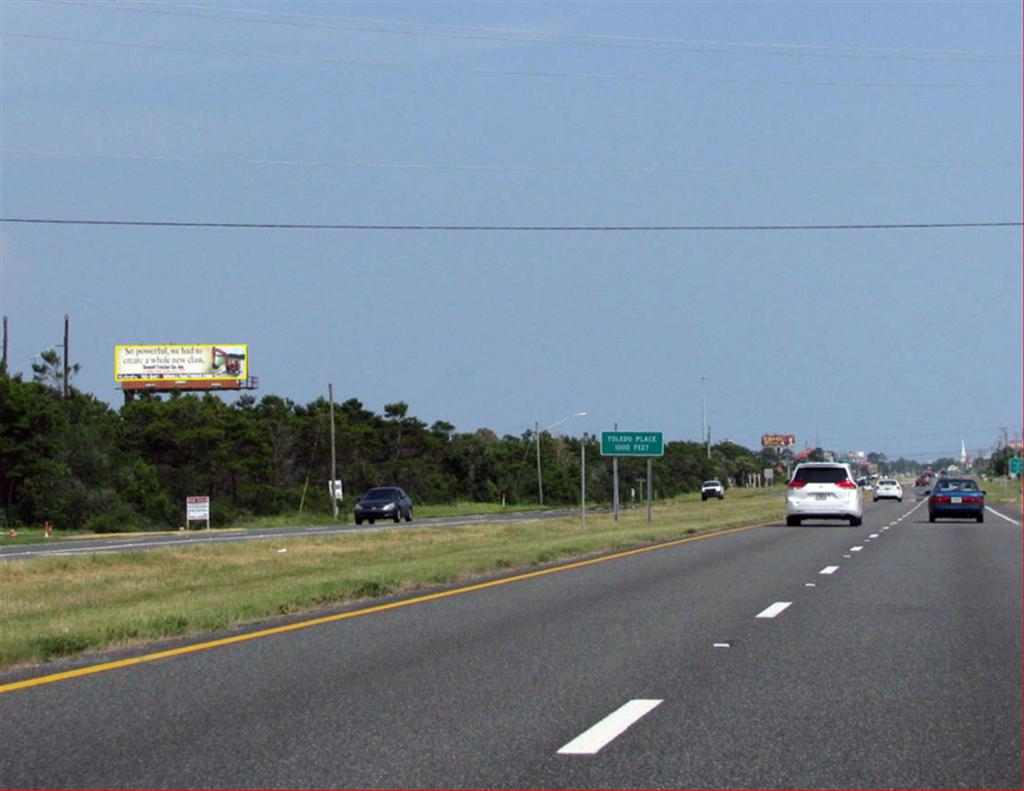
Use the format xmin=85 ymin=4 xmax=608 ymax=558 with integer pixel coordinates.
xmin=879 ymin=480 xmax=897 ymax=486
xmin=938 ymin=480 xmax=977 ymax=491
xmin=792 ymin=467 xmax=849 ymax=484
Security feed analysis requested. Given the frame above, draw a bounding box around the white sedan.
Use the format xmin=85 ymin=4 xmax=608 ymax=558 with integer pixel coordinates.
xmin=873 ymin=479 xmax=903 ymax=502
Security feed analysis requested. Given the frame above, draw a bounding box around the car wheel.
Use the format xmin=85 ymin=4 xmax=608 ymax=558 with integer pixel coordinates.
xmin=405 ymin=507 xmax=413 ymax=522
xmin=393 ymin=510 xmax=401 ymax=523
xmin=786 ymin=515 xmax=800 ymax=526
xmin=928 ymin=513 xmax=935 ymax=523
xmin=369 ymin=518 xmax=375 ymax=525
xmin=701 ymin=494 xmax=707 ymax=501
xmin=850 ymin=516 xmax=862 ymax=526
xmin=355 ymin=517 xmax=363 ymax=525
xmin=873 ymin=498 xmax=878 ymax=503
xmin=898 ymin=498 xmax=903 ymax=503
xmin=976 ymin=512 xmax=984 ymax=523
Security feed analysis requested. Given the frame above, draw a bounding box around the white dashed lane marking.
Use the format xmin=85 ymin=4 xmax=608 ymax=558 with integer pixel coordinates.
xmin=819 ymin=566 xmax=839 ymax=575
xmin=558 ymin=700 xmax=663 ymax=755
xmin=756 ymin=602 xmax=792 ymax=619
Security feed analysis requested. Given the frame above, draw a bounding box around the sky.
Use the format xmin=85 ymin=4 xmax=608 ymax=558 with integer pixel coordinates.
xmin=1 ymin=0 xmax=1021 ymax=462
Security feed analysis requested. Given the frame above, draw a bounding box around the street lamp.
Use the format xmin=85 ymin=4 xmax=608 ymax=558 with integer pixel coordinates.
xmin=535 ymin=411 xmax=587 ymax=506
xmin=581 ymin=432 xmax=588 ymax=530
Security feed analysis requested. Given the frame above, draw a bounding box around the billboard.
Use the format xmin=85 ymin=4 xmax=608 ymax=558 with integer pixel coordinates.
xmin=115 ymin=344 xmax=247 ymax=383
xmin=761 ymin=433 xmax=796 ymax=448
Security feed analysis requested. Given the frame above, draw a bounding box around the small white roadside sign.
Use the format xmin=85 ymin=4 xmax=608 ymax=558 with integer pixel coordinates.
xmin=186 ymin=496 xmax=210 ymax=530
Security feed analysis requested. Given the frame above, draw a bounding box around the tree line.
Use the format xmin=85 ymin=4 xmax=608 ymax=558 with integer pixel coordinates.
xmin=11 ymin=354 xmax=987 ymax=533
xmin=1 ymin=358 xmax=794 ymax=532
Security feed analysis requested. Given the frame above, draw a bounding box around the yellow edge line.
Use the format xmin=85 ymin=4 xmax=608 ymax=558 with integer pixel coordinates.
xmin=0 ymin=522 xmax=765 ymax=695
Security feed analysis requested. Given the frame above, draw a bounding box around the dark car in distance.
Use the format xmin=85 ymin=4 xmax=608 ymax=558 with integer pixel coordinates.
xmin=928 ymin=478 xmax=985 ymax=523
xmin=354 ymin=487 xmax=413 ymax=525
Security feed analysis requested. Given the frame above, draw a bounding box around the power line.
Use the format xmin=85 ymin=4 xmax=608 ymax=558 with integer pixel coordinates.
xmin=4 ymin=32 xmax=1020 ymax=90
xmin=2 ymin=218 xmax=1020 ymax=232
xmin=48 ymin=0 xmax=1023 ymax=64
xmin=4 ymin=148 xmax=1020 ymax=175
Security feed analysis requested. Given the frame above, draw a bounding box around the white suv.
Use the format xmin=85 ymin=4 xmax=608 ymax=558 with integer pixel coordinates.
xmin=701 ymin=480 xmax=725 ymax=500
xmin=786 ymin=462 xmax=863 ymax=526
xmin=873 ymin=479 xmax=903 ymax=502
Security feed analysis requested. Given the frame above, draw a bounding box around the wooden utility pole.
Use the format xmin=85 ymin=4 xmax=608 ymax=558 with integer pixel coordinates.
xmin=329 ymin=383 xmax=338 ymax=520
xmin=62 ymin=314 xmax=69 ymax=398
xmin=1 ymin=316 xmax=8 ymax=372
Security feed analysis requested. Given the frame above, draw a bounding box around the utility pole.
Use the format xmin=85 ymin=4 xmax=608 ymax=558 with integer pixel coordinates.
xmin=699 ymin=374 xmax=710 ymax=459
xmin=1 ymin=316 xmax=7 ymax=372
xmin=63 ymin=314 xmax=69 ymax=398
xmin=329 ymin=383 xmax=338 ymax=520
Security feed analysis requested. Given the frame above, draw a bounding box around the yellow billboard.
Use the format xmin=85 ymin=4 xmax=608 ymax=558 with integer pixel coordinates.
xmin=115 ymin=344 xmax=248 ymax=383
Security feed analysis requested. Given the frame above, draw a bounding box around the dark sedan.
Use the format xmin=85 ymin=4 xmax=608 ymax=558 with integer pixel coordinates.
xmin=354 ymin=487 xmax=413 ymax=525
xmin=928 ymin=478 xmax=985 ymax=523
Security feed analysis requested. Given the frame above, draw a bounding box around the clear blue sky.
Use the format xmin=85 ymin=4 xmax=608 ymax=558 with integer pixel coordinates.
xmin=2 ymin=0 xmax=1021 ymax=461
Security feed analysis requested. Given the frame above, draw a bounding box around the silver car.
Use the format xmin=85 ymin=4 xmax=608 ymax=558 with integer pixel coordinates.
xmin=786 ymin=462 xmax=864 ymax=526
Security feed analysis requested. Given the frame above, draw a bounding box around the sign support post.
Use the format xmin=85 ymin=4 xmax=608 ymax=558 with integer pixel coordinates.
xmin=601 ymin=431 xmax=664 ymax=524
xmin=647 ymin=458 xmax=653 ymax=522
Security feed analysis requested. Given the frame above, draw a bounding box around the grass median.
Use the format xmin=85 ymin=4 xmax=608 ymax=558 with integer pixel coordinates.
xmin=0 ymin=491 xmax=786 ymax=670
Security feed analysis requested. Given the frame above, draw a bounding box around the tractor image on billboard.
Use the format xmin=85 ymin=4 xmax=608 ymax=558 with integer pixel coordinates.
xmin=212 ymin=346 xmax=245 ymax=377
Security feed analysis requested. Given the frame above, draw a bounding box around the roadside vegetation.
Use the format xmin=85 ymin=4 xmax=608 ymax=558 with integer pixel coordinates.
xmin=0 ymin=489 xmax=783 ymax=670
xmin=2 ymin=360 xmax=786 ymax=533
xmin=977 ymin=477 xmax=1024 ymax=504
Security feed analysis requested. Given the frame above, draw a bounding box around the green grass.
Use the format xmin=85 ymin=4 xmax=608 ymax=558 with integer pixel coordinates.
xmin=978 ymin=477 xmax=1023 ymax=504
xmin=0 ymin=489 xmax=785 ymax=670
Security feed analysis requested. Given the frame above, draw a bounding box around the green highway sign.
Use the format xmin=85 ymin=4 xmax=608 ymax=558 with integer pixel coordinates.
xmin=601 ymin=431 xmax=664 ymax=457
xmin=1010 ymin=457 xmax=1023 ymax=475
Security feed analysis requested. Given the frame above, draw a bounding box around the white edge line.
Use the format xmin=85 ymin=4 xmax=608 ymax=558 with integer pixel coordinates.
xmin=819 ymin=565 xmax=839 ymax=575
xmin=557 ymin=699 xmax=663 ymax=755
xmin=756 ymin=601 xmax=792 ymax=619
xmin=985 ymin=505 xmax=1022 ymax=525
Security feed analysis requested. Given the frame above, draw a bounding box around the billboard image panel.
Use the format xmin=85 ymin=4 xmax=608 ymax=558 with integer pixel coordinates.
xmin=115 ymin=344 xmax=247 ymax=383
xmin=761 ymin=433 xmax=797 ymax=448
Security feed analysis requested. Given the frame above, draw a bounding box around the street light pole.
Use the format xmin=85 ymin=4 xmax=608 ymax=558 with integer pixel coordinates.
xmin=581 ymin=433 xmax=587 ymax=529
xmin=535 ymin=421 xmax=543 ymax=506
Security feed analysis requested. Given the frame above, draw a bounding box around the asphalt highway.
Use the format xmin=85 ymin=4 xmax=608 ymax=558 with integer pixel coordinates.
xmin=1 ymin=498 xmax=1020 ymax=788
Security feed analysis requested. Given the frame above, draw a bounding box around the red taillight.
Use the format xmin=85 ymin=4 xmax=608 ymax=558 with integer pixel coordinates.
xmin=932 ymin=495 xmax=951 ymax=503
xmin=836 ymin=479 xmax=857 ymax=489
xmin=788 ymin=480 xmax=806 ymax=488
xmin=964 ymin=496 xmax=983 ymax=503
